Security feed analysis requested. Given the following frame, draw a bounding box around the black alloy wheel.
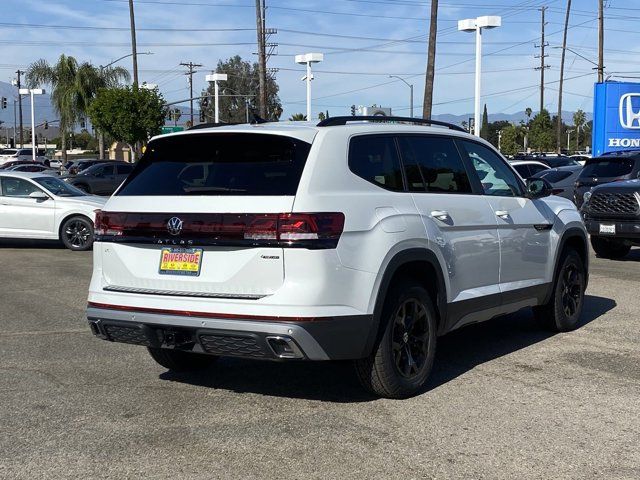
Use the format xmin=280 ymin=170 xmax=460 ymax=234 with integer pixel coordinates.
xmin=560 ymin=262 xmax=582 ymax=318
xmin=392 ymin=299 xmax=430 ymax=379
xmin=61 ymin=216 xmax=94 ymax=251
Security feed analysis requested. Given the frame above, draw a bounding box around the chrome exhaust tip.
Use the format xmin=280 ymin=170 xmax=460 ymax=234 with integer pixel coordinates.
xmin=266 ymin=336 xmax=304 ymax=359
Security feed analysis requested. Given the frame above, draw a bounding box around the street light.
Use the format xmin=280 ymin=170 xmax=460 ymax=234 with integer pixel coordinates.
xmin=19 ymin=88 xmax=45 ymax=160
xmin=100 ymin=51 xmax=153 ymax=71
xmin=295 ymin=53 xmax=324 ymax=121
xmin=389 ymin=76 xmax=414 ymax=118
xmin=458 ymin=15 xmax=502 ymax=136
xmin=205 ymin=73 xmax=228 ymax=123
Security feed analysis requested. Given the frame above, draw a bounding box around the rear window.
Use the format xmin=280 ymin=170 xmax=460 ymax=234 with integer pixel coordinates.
xmin=117 ymin=133 xmax=311 ymax=196
xmin=543 ymin=157 xmax=579 ymax=168
xmin=581 ymin=157 xmax=635 ymax=178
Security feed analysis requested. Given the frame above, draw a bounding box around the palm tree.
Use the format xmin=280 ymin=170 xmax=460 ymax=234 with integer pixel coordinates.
xmin=79 ymin=63 xmax=130 ymax=159
xmin=26 ymin=55 xmax=129 ymax=162
xmin=288 ymin=113 xmax=307 ymax=121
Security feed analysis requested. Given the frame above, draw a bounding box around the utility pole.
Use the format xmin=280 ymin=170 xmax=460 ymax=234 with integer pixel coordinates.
xmin=15 ymin=70 xmax=24 ymax=147
xmin=129 ymin=0 xmax=139 ymax=86
xmin=597 ymin=0 xmax=604 ymax=83
xmin=423 ymin=0 xmax=438 ymax=119
xmin=181 ymin=62 xmax=202 ymax=125
xmin=255 ymin=0 xmax=267 ymax=118
xmin=557 ymin=0 xmax=572 ymax=153
xmin=534 ymin=7 xmax=549 ymax=114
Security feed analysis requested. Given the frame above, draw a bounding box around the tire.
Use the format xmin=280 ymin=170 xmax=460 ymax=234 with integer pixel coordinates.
xmin=590 ymin=236 xmax=631 ymax=259
xmin=60 ymin=216 xmax=94 ymax=251
xmin=147 ymin=347 xmax=217 ymax=372
xmin=533 ymin=249 xmax=586 ymax=332
xmin=355 ymin=281 xmax=437 ymax=399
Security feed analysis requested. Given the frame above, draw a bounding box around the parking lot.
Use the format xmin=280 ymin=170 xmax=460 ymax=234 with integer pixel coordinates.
xmin=0 ymin=241 xmax=638 ymax=479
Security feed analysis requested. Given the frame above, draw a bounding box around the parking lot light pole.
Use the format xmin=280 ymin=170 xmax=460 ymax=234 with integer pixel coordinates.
xmin=19 ymin=88 xmax=45 ymax=160
xmin=458 ymin=16 xmax=502 ymax=136
xmin=206 ymin=73 xmax=228 ymax=123
xmin=389 ymin=76 xmax=414 ymax=117
xmin=295 ymin=53 xmax=324 ymax=121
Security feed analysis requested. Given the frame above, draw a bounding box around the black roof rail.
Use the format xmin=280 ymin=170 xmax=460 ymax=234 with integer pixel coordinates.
xmin=316 ymin=115 xmax=466 ymax=132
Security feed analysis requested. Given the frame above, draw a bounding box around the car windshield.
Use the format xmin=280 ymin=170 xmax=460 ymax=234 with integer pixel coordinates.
xmin=2 ymin=149 xmax=17 ymax=156
xmin=34 ymin=176 xmax=86 ymax=197
xmin=542 ymin=157 xmax=580 ymax=168
xmin=536 ymin=170 xmax=573 ymax=182
xmin=581 ymin=157 xmax=635 ymax=178
xmin=117 ymin=133 xmax=312 ymax=196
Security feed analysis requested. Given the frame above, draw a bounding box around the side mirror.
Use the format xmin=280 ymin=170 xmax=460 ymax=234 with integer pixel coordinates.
xmin=29 ymin=191 xmax=49 ymax=201
xmin=525 ymin=178 xmax=552 ymax=199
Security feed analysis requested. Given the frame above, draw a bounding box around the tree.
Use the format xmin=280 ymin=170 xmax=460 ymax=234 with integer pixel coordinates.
xmin=573 ymin=109 xmax=586 ymax=150
xmin=200 ymin=56 xmax=282 ymax=123
xmin=26 ymin=55 xmax=129 ymax=162
xmin=525 ymin=107 xmax=533 ymax=124
xmin=499 ymin=124 xmax=522 ymax=156
xmin=486 ymin=120 xmax=511 ymax=149
xmin=289 ymin=113 xmax=306 ymax=121
xmin=73 ymin=130 xmax=98 ymax=151
xmin=88 ymin=86 xmax=167 ymax=161
xmin=480 ymin=104 xmax=489 ymax=140
xmin=529 ymin=109 xmax=555 ymax=152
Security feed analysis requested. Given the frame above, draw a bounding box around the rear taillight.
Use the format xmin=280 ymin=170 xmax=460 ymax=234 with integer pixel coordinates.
xmin=95 ymin=212 xmax=345 ymax=249
xmin=94 ymin=210 xmax=125 ymax=236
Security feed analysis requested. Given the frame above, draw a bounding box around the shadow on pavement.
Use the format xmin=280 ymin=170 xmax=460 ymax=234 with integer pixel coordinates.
xmin=598 ymin=247 xmax=640 ymax=262
xmin=0 ymin=239 xmax=64 ymax=249
xmin=159 ymin=295 xmax=616 ymax=402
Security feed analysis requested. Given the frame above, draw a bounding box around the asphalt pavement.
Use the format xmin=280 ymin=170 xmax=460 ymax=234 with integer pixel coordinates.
xmin=0 ymin=239 xmax=638 ymax=479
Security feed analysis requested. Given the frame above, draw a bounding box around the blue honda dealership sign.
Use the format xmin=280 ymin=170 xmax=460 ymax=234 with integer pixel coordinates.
xmin=593 ymin=81 xmax=640 ymax=156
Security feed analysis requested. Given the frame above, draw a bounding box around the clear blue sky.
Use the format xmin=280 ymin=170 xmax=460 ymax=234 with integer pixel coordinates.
xmin=2 ymin=0 xmax=638 ymax=120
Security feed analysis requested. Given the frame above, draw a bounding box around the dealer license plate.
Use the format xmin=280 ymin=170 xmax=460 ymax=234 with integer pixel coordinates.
xmin=159 ymin=247 xmax=203 ymax=276
xmin=599 ymin=224 xmax=616 ymax=235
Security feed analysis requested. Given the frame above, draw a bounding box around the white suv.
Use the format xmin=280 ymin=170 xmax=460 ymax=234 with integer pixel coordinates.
xmin=87 ymin=117 xmax=588 ymax=398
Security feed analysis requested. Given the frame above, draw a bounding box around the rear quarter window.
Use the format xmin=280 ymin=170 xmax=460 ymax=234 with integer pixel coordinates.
xmin=117 ymin=133 xmax=311 ymax=196
xmin=348 ymin=135 xmax=404 ymax=191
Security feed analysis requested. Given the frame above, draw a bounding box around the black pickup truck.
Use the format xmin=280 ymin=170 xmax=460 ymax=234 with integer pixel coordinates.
xmin=582 ymin=179 xmax=640 ymax=258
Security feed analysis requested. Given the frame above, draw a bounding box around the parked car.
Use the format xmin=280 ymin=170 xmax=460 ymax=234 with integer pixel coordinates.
xmin=62 ymin=159 xmax=105 ymax=176
xmin=0 ymin=160 xmax=40 ymax=170
xmin=5 ymin=163 xmax=55 ymax=173
xmin=533 ymin=165 xmax=583 ymax=201
xmin=574 ymin=151 xmax=640 ymax=208
xmin=582 ymin=179 xmax=640 ymax=259
xmin=0 ymin=171 xmax=106 ymax=250
xmin=87 ymin=116 xmax=589 ymax=399
xmin=509 ymin=160 xmax=550 ymax=179
xmin=0 ymin=148 xmax=48 ymax=164
xmin=535 ymin=155 xmax=581 ymax=168
xmin=65 ymin=161 xmax=134 ymax=195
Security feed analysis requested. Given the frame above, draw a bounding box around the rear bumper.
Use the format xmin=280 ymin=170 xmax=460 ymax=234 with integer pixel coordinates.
xmin=584 ymin=218 xmax=640 ymax=240
xmin=87 ymin=306 xmax=374 ymax=361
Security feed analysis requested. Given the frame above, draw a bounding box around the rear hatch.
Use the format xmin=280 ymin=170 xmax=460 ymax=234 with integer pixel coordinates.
xmin=575 ymin=156 xmax=638 ymax=206
xmin=96 ymin=131 xmax=315 ymax=300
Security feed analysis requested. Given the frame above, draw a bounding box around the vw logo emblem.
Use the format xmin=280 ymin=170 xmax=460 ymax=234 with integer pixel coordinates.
xmin=167 ymin=217 xmax=184 ymax=236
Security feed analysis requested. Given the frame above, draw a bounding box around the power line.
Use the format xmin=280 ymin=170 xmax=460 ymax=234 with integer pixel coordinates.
xmin=180 ymin=62 xmax=203 ymax=124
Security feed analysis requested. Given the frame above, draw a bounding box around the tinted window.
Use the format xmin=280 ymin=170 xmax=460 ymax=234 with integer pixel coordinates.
xmin=537 ymin=170 xmax=573 ymax=182
xmin=34 ymin=176 xmax=85 ymax=197
xmin=543 ymin=157 xmax=579 ymax=168
xmin=349 ymin=135 xmax=403 ymax=191
xmin=116 ymin=164 xmax=134 ymax=174
xmin=581 ymin=157 xmax=635 ymax=178
xmin=528 ymin=164 xmax=548 ymax=176
xmin=460 ymin=141 xmax=523 ymax=197
xmin=512 ymin=164 xmax=531 ymax=178
xmin=118 ymin=133 xmax=311 ymax=196
xmin=0 ymin=177 xmax=41 ymax=197
xmin=398 ymin=136 xmax=471 ymax=193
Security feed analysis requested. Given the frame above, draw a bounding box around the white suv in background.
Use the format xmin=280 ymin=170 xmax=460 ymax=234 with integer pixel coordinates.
xmin=87 ymin=116 xmax=588 ymax=398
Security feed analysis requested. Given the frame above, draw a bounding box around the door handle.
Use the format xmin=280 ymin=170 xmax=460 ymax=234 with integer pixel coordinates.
xmin=430 ymin=210 xmax=450 ymax=221
xmin=495 ymin=210 xmax=510 ymax=219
